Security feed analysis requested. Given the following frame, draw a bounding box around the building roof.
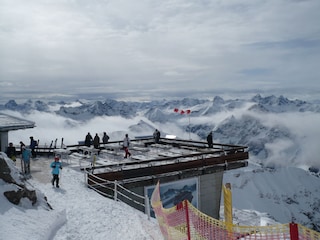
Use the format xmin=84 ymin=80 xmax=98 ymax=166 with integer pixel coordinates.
xmin=0 ymin=112 xmax=35 ymax=131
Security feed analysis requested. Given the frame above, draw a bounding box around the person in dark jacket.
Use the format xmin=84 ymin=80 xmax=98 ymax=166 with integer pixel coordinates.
xmin=29 ymin=136 xmax=38 ymax=158
xmin=6 ymin=142 xmax=16 ymax=163
xmin=153 ymin=129 xmax=161 ymax=143
xmin=207 ymin=131 xmax=213 ymax=148
xmin=102 ymin=132 xmax=109 ymax=144
xmin=50 ymin=156 xmax=63 ymax=188
xmin=93 ymin=133 xmax=100 ymax=149
xmin=19 ymin=141 xmax=25 ymax=153
xmin=123 ymin=134 xmax=131 ymax=158
xmin=19 ymin=141 xmax=26 ymax=171
xmin=84 ymin=132 xmax=93 ymax=147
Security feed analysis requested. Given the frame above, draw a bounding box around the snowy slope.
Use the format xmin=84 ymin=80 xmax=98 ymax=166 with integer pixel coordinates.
xmin=0 ymin=154 xmax=163 ymax=240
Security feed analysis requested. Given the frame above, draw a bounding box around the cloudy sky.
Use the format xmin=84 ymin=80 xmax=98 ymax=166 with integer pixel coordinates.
xmin=1 ymin=0 xmax=319 ymax=100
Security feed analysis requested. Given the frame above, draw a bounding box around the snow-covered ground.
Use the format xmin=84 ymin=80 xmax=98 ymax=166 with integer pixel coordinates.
xmin=1 ymin=151 xmax=319 ymax=240
xmin=0 ymin=153 xmax=163 ymax=240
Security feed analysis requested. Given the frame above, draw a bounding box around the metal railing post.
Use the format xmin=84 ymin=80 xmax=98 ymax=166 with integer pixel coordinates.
xmin=84 ymin=170 xmax=87 ymax=186
xmin=145 ymin=195 xmax=150 ymax=220
xmin=114 ymin=180 xmax=118 ymax=201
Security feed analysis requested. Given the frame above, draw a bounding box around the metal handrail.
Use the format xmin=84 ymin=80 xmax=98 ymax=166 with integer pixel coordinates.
xmin=84 ymin=170 xmax=151 ymax=219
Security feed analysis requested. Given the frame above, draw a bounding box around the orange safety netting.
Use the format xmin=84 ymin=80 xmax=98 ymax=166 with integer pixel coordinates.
xmin=151 ymin=181 xmax=320 ymax=240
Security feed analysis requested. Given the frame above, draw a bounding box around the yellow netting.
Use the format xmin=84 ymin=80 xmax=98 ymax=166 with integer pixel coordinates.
xmin=151 ymin=181 xmax=320 ymax=240
xmin=223 ymin=184 xmax=233 ymax=233
xmin=297 ymin=224 xmax=320 ymax=240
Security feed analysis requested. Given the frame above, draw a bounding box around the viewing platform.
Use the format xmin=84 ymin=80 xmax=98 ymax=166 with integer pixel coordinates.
xmin=16 ymin=137 xmax=249 ymax=185
xmin=13 ymin=137 xmax=249 ymax=220
xmin=18 ymin=138 xmax=248 ymax=178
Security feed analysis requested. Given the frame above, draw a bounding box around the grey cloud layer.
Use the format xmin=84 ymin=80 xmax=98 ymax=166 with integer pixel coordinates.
xmin=0 ymin=0 xmax=319 ymax=97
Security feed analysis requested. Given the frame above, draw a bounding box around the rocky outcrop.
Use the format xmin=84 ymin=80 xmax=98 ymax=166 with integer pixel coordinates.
xmin=0 ymin=155 xmax=15 ymax=183
xmin=0 ymin=154 xmax=37 ymax=205
xmin=4 ymin=187 xmax=37 ymax=205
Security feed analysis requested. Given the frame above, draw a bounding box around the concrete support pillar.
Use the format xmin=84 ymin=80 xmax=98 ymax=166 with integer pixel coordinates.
xmin=199 ymin=171 xmax=224 ymax=219
xmin=0 ymin=131 xmax=9 ymax=152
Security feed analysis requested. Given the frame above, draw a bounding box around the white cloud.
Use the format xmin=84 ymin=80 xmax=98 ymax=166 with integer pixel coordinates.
xmin=7 ymin=111 xmax=141 ymax=146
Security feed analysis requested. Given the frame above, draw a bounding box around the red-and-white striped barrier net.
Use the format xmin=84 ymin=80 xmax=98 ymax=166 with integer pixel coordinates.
xmin=151 ymin=181 xmax=320 ymax=240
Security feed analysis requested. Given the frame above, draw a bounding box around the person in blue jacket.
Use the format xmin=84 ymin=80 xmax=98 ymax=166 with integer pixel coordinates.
xmin=51 ymin=156 xmax=63 ymax=188
xmin=22 ymin=146 xmax=31 ymax=174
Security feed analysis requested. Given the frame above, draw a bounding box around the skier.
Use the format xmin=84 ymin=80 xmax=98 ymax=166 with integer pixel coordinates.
xmin=123 ymin=134 xmax=131 ymax=158
xmin=50 ymin=156 xmax=63 ymax=188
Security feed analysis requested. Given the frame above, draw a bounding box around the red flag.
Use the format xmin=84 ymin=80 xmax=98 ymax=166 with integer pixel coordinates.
xmin=180 ymin=110 xmax=185 ymax=114
xmin=186 ymin=109 xmax=191 ymax=114
xmin=174 ymin=108 xmax=179 ymax=113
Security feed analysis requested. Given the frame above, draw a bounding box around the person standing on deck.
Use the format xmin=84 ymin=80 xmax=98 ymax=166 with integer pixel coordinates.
xmin=123 ymin=134 xmax=131 ymax=158
xmin=153 ymin=129 xmax=161 ymax=143
xmin=29 ymin=136 xmax=38 ymax=158
xmin=102 ymin=132 xmax=109 ymax=144
xmin=207 ymin=131 xmax=213 ymax=148
xmin=93 ymin=133 xmax=100 ymax=149
xmin=85 ymin=132 xmax=93 ymax=147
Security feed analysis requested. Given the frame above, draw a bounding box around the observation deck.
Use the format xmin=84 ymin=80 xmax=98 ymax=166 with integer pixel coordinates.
xmin=80 ymin=137 xmax=249 ymax=188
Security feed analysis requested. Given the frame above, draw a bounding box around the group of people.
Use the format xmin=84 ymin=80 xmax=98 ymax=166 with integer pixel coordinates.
xmin=83 ymin=131 xmax=131 ymax=158
xmin=84 ymin=132 xmax=110 ymax=149
xmin=6 ymin=139 xmax=63 ymax=187
xmin=121 ymin=130 xmax=213 ymax=159
xmin=84 ymin=131 xmax=132 ymax=159
xmin=123 ymin=129 xmax=161 ymax=159
xmin=5 ymin=136 xmax=39 ymax=175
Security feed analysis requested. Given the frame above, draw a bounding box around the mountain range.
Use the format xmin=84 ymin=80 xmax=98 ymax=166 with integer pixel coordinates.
xmin=1 ymin=94 xmax=319 ymax=166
